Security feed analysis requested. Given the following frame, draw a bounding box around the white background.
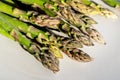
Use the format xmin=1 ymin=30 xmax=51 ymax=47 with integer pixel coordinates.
xmin=0 ymin=0 xmax=120 ymax=80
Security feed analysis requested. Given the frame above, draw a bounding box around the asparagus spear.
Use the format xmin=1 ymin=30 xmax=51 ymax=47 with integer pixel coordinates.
xmin=62 ymin=47 xmax=93 ymax=62
xmin=102 ymin=0 xmax=120 ymax=8
xmin=0 ymin=17 xmax=60 ymax=72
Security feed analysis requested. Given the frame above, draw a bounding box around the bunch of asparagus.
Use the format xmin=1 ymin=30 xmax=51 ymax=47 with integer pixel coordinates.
xmin=0 ymin=0 xmax=117 ymax=72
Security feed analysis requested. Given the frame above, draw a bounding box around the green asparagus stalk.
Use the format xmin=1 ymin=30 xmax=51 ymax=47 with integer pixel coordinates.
xmin=0 ymin=17 xmax=60 ymax=72
xmin=0 ymin=26 xmax=14 ymax=40
xmin=102 ymin=0 xmax=120 ymax=8
xmin=1 ymin=0 xmax=14 ymax=5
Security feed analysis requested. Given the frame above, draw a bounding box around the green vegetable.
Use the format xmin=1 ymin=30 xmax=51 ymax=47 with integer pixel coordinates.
xmin=65 ymin=0 xmax=117 ymax=18
xmin=0 ymin=0 xmax=113 ymax=72
xmin=0 ymin=1 xmax=95 ymax=46
xmin=0 ymin=12 xmax=93 ymax=71
xmin=0 ymin=12 xmax=60 ymax=72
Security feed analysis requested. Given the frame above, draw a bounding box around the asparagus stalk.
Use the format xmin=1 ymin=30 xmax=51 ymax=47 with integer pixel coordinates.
xmin=102 ymin=0 xmax=120 ymax=8
xmin=0 ymin=26 xmax=14 ymax=40
xmin=0 ymin=17 xmax=60 ymax=72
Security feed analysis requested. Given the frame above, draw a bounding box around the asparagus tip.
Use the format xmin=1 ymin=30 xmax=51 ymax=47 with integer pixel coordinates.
xmin=63 ymin=48 xmax=93 ymax=62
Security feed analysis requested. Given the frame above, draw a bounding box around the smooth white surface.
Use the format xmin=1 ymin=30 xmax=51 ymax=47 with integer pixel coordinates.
xmin=0 ymin=0 xmax=120 ymax=80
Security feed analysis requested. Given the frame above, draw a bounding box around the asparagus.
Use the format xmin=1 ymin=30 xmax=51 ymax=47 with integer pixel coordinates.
xmin=44 ymin=0 xmax=105 ymax=44
xmin=65 ymin=0 xmax=117 ymax=18
xmin=13 ymin=0 xmax=95 ymax=26
xmin=57 ymin=5 xmax=105 ymax=44
xmin=0 ymin=23 xmax=92 ymax=73
xmin=53 ymin=0 xmax=116 ymax=18
xmin=0 ymin=16 xmax=60 ymax=72
xmin=0 ymin=12 xmax=93 ymax=62
xmin=102 ymin=0 xmax=120 ymax=8
xmin=0 ymin=0 xmax=106 ymax=72
xmin=0 ymin=1 xmax=60 ymax=29
xmin=0 ymin=1 xmax=95 ymax=46
xmin=0 ymin=0 xmax=101 ymax=60
xmin=77 ymin=13 xmax=97 ymax=25
xmin=62 ymin=48 xmax=93 ymax=62
xmin=0 ymin=11 xmax=63 ymax=58
xmin=49 ymin=0 xmax=105 ymax=44
xmin=0 ymin=26 xmax=14 ymax=40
